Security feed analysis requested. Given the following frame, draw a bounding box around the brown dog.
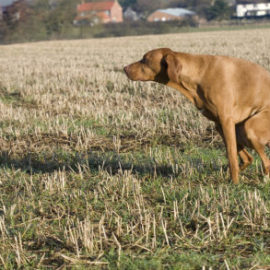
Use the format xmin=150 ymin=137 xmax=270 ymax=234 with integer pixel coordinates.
xmin=124 ymin=48 xmax=270 ymax=184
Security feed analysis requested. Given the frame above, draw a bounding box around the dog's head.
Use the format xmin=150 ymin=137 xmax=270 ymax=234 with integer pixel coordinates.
xmin=124 ymin=48 xmax=182 ymax=84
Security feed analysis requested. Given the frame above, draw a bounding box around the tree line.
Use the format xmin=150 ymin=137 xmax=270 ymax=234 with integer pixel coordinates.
xmin=0 ymin=0 xmax=236 ymax=43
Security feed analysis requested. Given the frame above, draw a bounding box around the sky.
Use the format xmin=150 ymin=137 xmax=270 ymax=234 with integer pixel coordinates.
xmin=0 ymin=0 xmax=15 ymax=7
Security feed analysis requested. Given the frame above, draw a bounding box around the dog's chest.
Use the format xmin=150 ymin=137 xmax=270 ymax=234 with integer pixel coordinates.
xmin=198 ymin=106 xmax=218 ymax=122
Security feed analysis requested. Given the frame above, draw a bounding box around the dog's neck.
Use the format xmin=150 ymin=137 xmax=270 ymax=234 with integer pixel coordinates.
xmin=167 ymin=80 xmax=203 ymax=109
xmin=176 ymin=52 xmax=208 ymax=84
xmin=166 ymin=53 xmax=210 ymax=110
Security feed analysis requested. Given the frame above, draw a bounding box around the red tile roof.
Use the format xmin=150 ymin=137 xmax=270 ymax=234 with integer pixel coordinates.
xmin=77 ymin=1 xmax=115 ymax=12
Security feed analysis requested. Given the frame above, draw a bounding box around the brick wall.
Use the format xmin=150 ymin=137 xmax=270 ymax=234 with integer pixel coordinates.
xmin=110 ymin=1 xmax=123 ymax=23
xmin=147 ymin=11 xmax=182 ymax=22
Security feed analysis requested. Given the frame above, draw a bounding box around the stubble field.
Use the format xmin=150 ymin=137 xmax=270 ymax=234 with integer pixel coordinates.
xmin=0 ymin=29 xmax=270 ymax=269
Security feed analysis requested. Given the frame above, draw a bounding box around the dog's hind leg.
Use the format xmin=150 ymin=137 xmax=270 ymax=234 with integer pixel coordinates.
xmin=238 ymin=148 xmax=253 ymax=171
xmin=250 ymin=140 xmax=270 ymax=174
xmin=243 ymin=110 xmax=270 ymax=174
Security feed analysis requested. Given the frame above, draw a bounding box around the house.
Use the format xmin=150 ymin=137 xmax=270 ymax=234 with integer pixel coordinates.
xmin=147 ymin=8 xmax=196 ymax=22
xmin=74 ymin=0 xmax=123 ymax=25
xmin=236 ymin=1 xmax=270 ymax=17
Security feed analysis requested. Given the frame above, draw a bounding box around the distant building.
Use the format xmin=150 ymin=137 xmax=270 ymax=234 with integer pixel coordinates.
xmin=236 ymin=2 xmax=270 ymax=17
xmin=147 ymin=8 xmax=196 ymax=22
xmin=74 ymin=0 xmax=123 ymax=25
xmin=0 ymin=6 xmax=2 ymax=20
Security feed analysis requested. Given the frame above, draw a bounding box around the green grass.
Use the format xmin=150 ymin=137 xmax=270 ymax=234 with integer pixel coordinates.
xmin=0 ymin=29 xmax=270 ymax=269
xmin=185 ymin=21 xmax=270 ymax=34
xmin=0 ymin=142 xmax=269 ymax=269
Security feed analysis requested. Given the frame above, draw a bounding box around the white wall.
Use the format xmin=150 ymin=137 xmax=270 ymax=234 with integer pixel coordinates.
xmin=236 ymin=2 xmax=270 ymax=18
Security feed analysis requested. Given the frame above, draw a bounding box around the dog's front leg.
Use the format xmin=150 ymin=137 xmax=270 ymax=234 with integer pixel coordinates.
xmin=220 ymin=117 xmax=239 ymax=184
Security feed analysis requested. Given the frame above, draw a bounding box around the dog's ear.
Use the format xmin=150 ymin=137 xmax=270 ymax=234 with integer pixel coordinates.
xmin=164 ymin=54 xmax=182 ymax=83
